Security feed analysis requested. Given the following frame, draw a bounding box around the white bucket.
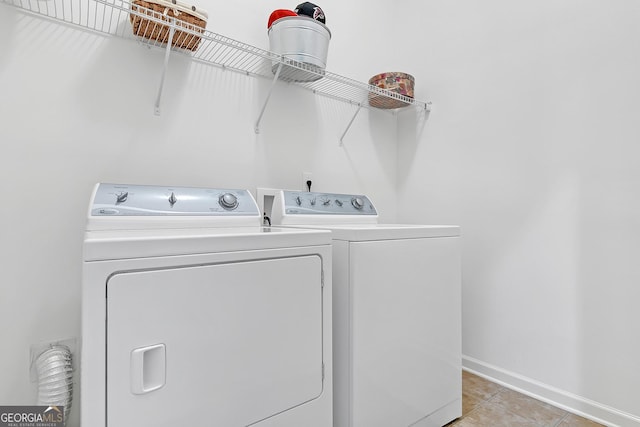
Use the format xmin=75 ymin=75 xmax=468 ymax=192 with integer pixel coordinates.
xmin=268 ymin=16 xmax=331 ymax=82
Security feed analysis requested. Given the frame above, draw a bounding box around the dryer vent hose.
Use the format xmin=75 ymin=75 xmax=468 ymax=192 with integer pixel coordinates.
xmin=35 ymin=345 xmax=73 ymax=425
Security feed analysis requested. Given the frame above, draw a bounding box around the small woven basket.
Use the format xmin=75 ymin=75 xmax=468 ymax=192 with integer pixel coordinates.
xmin=368 ymin=72 xmax=415 ymax=109
xmin=130 ymin=0 xmax=207 ymax=52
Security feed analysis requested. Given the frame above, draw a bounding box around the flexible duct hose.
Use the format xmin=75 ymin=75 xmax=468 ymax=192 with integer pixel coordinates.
xmin=35 ymin=345 xmax=73 ymax=425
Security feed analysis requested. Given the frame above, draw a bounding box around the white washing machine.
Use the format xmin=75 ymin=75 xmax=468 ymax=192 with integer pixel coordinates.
xmin=81 ymin=183 xmax=333 ymax=427
xmin=268 ymin=190 xmax=462 ymax=427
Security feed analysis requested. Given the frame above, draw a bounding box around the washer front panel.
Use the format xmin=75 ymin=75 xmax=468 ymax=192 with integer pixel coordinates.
xmin=348 ymin=237 xmax=461 ymax=427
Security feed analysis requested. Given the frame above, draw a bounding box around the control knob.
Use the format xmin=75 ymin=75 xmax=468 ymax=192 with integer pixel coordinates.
xmin=295 ymin=196 xmax=302 ymax=206
xmin=168 ymin=192 xmax=177 ymax=206
xmin=351 ymin=197 xmax=365 ymax=210
xmin=219 ymin=193 xmax=238 ymax=210
xmin=116 ymin=192 xmax=128 ymax=204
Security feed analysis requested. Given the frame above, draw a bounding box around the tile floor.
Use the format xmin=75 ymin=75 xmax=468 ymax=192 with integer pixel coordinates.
xmin=445 ymin=371 xmax=605 ymax=427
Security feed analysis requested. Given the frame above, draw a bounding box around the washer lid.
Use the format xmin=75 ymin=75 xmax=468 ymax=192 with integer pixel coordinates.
xmin=284 ymin=224 xmax=461 ymax=241
xmin=269 ymin=190 xmax=459 ymax=240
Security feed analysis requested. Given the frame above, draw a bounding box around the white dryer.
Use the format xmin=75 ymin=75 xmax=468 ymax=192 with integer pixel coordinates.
xmin=81 ymin=183 xmax=333 ymax=427
xmin=270 ymin=190 xmax=461 ymax=427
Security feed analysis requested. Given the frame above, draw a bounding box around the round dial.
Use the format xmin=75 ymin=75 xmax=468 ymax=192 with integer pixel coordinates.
xmin=351 ymin=197 xmax=365 ymax=210
xmin=219 ymin=193 xmax=239 ymax=210
xmin=116 ymin=192 xmax=128 ymax=204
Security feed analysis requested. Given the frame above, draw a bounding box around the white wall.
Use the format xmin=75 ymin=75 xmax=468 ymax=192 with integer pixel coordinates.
xmin=3 ymin=0 xmax=640 ymax=426
xmin=0 ymin=2 xmax=399 ymax=425
xmin=396 ymin=1 xmax=640 ymax=425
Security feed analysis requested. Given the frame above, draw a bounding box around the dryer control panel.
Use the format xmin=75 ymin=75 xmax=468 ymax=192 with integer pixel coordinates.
xmin=90 ymin=183 xmax=259 ymax=216
xmin=86 ymin=183 xmax=262 ymax=231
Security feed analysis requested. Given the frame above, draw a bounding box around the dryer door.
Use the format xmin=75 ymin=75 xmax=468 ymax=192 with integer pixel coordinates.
xmin=106 ymin=255 xmax=324 ymax=427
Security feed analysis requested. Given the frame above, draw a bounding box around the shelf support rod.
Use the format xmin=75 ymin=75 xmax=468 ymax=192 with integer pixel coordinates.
xmin=154 ymin=22 xmax=176 ymax=116
xmin=339 ymin=104 xmax=362 ymax=146
xmin=255 ymin=62 xmax=283 ymax=134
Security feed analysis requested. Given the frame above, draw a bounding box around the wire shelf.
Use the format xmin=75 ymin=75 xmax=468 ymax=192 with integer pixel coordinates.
xmin=3 ymin=0 xmax=431 ymax=139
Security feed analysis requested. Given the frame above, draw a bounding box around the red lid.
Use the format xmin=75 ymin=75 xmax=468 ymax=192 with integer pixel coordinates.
xmin=268 ymin=9 xmax=298 ymax=28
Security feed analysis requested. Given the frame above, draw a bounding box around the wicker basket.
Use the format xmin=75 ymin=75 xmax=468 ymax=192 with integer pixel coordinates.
xmin=368 ymin=72 xmax=415 ymax=109
xmin=130 ymin=0 xmax=208 ymax=52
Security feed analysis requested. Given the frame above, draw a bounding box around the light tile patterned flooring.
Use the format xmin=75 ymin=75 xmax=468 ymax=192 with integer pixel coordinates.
xmin=446 ymin=371 xmax=605 ymax=427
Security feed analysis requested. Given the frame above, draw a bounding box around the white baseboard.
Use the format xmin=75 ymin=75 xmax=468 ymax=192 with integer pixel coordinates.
xmin=462 ymin=355 xmax=640 ymax=427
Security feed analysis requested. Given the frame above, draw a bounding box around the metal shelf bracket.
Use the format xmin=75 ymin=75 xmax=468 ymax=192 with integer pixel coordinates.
xmin=339 ymin=104 xmax=362 ymax=146
xmin=154 ymin=23 xmax=175 ymax=116
xmin=254 ymin=62 xmax=283 ymax=134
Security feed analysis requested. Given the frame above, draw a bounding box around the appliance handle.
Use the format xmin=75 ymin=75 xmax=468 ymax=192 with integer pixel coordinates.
xmin=130 ymin=344 xmax=166 ymax=395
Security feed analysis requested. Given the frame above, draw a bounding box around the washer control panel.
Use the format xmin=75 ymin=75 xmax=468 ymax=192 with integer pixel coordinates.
xmin=282 ymin=191 xmax=377 ymax=215
xmin=90 ymin=183 xmax=259 ymax=216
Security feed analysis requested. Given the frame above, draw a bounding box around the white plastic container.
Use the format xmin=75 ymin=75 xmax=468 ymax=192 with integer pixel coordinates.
xmin=268 ymin=16 xmax=331 ymax=82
